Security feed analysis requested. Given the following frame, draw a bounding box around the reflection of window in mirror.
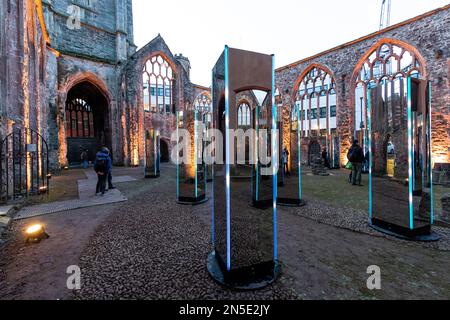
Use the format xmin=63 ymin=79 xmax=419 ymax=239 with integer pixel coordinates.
xmin=237 ymin=102 xmax=251 ymax=127
xmin=386 ymin=135 xmax=395 ymax=178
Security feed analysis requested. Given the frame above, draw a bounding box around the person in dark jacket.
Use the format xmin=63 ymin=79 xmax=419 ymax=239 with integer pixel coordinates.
xmin=104 ymin=148 xmax=115 ymax=190
xmin=94 ymin=148 xmax=112 ymax=196
xmin=322 ymin=148 xmax=331 ymax=169
xmin=347 ymin=140 xmax=365 ymax=186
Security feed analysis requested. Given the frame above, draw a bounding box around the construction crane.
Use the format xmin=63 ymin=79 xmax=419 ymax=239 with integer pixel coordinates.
xmin=379 ymin=0 xmax=392 ymax=30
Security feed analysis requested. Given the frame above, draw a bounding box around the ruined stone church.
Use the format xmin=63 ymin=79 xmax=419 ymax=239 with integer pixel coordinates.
xmin=0 ymin=0 xmax=209 ymax=170
xmin=1 ymin=0 xmax=449 ymax=176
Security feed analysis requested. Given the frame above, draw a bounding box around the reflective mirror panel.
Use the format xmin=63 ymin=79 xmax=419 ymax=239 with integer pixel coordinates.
xmin=369 ymin=77 xmax=432 ymax=234
xmin=177 ymin=108 xmax=206 ymax=204
xmin=212 ymin=48 xmax=276 ymax=272
xmin=231 ymin=88 xmax=274 ymax=270
xmin=277 ymin=98 xmax=303 ymax=205
xmin=212 ymin=53 xmax=228 ymax=270
xmin=144 ymin=129 xmax=160 ymax=178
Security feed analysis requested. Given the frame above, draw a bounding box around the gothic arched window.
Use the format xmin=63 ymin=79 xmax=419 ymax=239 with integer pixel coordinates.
xmin=237 ymin=102 xmax=251 ymax=126
xmin=65 ymin=98 xmax=95 ymax=138
xmin=194 ymin=93 xmax=212 ymax=126
xmin=143 ymin=54 xmax=175 ymax=113
xmin=295 ymin=66 xmax=337 ymax=137
xmin=354 ymin=42 xmax=424 ymax=149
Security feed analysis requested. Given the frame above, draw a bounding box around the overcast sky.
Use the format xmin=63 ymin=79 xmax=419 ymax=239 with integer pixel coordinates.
xmin=132 ymin=0 xmax=449 ymax=86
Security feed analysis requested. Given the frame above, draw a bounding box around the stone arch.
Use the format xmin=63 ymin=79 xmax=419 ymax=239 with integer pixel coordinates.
xmin=350 ymin=38 xmax=427 ymax=163
xmin=60 ymin=72 xmax=113 ymax=103
xmin=308 ymin=139 xmax=322 ymax=166
xmin=58 ymin=73 xmax=113 ymax=167
xmin=291 ymin=63 xmax=337 ymax=101
xmin=291 ymin=64 xmax=338 ymax=132
xmin=290 ymin=63 xmax=339 ymax=167
xmin=140 ymin=51 xmax=178 ymax=75
xmin=194 ymin=90 xmax=211 ymax=101
xmin=64 ymin=82 xmax=111 ymax=166
xmin=141 ymin=51 xmax=177 ymax=113
xmin=236 ymin=98 xmax=252 ymax=127
xmin=350 ymin=38 xmax=428 ymax=87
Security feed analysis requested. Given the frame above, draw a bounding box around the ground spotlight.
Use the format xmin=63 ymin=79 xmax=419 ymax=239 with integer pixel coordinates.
xmin=24 ymin=224 xmax=49 ymax=243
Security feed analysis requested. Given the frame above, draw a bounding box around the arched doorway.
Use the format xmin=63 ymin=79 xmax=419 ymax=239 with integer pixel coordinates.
xmin=308 ymin=140 xmax=321 ymax=165
xmin=65 ymin=81 xmax=111 ymax=165
xmin=160 ymin=139 xmax=169 ymax=162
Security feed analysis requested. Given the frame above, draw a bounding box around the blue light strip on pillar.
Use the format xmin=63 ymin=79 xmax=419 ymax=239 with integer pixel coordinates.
xmin=428 ymin=80 xmax=434 ymax=225
xmin=297 ymin=102 xmax=302 ymax=201
xmin=367 ymin=87 xmax=373 ymax=223
xmin=272 ymin=54 xmax=278 ymax=261
xmin=407 ymin=76 xmax=414 ymax=230
xmin=195 ymin=109 xmax=198 ymax=198
xmin=224 ymin=46 xmax=231 ymax=271
xmin=255 ymin=104 xmax=259 ymax=202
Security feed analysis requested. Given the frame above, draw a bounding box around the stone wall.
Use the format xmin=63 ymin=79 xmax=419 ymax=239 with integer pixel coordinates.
xmin=41 ymin=0 xmax=135 ymax=63
xmin=0 ymin=0 xmax=49 ymax=144
xmin=123 ymin=35 xmax=205 ymax=167
xmin=39 ymin=0 xmax=136 ymax=168
xmin=276 ymin=5 xmax=450 ymax=167
xmin=53 ymin=55 xmax=121 ymax=167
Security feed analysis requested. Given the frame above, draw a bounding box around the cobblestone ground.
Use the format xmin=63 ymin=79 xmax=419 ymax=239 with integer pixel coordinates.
xmin=74 ymin=172 xmax=297 ymax=300
xmin=74 ymin=165 xmax=450 ymax=300
xmin=1 ymin=165 xmax=450 ymax=300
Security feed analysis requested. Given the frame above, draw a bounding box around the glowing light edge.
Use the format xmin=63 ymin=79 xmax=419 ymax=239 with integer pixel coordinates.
xmin=224 ymin=46 xmax=231 ymax=271
xmin=272 ymin=54 xmax=278 ymax=261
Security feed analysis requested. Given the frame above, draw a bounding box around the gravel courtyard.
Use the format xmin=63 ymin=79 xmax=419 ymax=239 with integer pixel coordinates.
xmin=1 ymin=164 xmax=450 ymax=300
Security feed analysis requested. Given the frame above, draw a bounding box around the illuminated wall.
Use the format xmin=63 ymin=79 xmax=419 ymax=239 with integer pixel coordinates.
xmin=276 ymin=5 xmax=450 ymax=168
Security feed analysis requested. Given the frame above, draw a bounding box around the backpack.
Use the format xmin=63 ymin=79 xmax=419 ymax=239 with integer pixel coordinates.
xmin=95 ymin=158 xmax=107 ymax=173
xmin=347 ymin=147 xmax=356 ymax=162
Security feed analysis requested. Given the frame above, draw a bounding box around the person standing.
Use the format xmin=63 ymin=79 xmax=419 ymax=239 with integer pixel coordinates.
xmin=81 ymin=149 xmax=89 ymax=169
xmin=94 ymin=148 xmax=111 ymax=196
xmin=322 ymin=148 xmax=331 ymax=169
xmin=347 ymin=140 xmax=365 ymax=186
xmin=283 ymin=147 xmax=290 ymax=176
xmin=104 ymin=148 xmax=116 ymax=190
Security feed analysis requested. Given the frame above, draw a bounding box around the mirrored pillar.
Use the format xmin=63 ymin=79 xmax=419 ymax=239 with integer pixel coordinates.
xmin=277 ymin=102 xmax=306 ymax=207
xmin=368 ymin=76 xmax=438 ymax=241
xmin=144 ymin=129 xmax=160 ymax=178
xmin=208 ymin=46 xmax=279 ymax=289
xmin=176 ymin=107 xmax=207 ymax=205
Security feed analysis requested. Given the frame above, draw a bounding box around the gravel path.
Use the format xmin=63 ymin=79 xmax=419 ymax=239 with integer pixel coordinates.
xmin=75 ymin=167 xmax=450 ymax=300
xmin=283 ymin=199 xmax=450 ymax=252
xmin=74 ymin=176 xmax=297 ymax=300
xmin=2 ymin=164 xmax=449 ymax=300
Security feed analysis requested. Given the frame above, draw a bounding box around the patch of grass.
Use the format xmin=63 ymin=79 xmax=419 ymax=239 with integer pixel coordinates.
xmin=23 ymin=169 xmax=86 ymax=205
xmin=433 ymin=185 xmax=450 ymax=219
xmin=302 ymin=169 xmax=369 ymax=211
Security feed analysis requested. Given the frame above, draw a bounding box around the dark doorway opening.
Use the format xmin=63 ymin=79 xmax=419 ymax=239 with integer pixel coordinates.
xmin=160 ymin=140 xmax=170 ymax=162
xmin=308 ymin=140 xmax=321 ymax=166
xmin=65 ymin=81 xmax=111 ymax=165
